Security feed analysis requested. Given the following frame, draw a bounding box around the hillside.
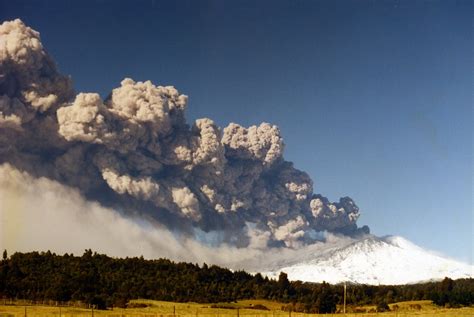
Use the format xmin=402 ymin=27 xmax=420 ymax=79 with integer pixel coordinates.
xmin=263 ymin=235 xmax=474 ymax=285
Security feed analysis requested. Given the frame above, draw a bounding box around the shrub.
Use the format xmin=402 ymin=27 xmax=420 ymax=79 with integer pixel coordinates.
xmin=127 ymin=302 xmax=149 ymax=308
xmin=376 ymin=301 xmax=390 ymax=312
xmin=409 ymin=303 xmax=421 ymax=310
xmin=248 ymin=304 xmax=269 ymax=311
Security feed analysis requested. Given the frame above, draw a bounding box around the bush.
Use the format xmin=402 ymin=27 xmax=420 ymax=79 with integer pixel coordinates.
xmin=376 ymin=301 xmax=390 ymax=312
xmin=247 ymin=304 xmax=269 ymax=311
xmin=210 ymin=304 xmax=236 ymax=310
xmin=409 ymin=303 xmax=421 ymax=310
xmin=127 ymin=302 xmax=149 ymax=308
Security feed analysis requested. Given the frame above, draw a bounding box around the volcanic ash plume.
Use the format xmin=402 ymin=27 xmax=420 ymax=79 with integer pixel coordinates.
xmin=0 ymin=19 xmax=369 ymax=250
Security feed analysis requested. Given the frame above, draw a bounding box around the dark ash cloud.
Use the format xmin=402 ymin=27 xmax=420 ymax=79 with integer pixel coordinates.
xmin=0 ymin=19 xmax=369 ymax=250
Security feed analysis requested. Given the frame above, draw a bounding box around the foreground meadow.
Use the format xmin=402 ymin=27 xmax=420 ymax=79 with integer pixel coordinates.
xmin=0 ymin=299 xmax=473 ymax=317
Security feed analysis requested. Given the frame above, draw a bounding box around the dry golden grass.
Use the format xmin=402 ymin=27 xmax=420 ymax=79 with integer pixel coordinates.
xmin=0 ymin=299 xmax=473 ymax=317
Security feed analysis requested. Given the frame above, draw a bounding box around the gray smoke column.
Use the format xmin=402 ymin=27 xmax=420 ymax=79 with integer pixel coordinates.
xmin=0 ymin=19 xmax=369 ymax=249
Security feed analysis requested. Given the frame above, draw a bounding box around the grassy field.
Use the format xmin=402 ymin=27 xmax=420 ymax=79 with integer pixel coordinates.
xmin=0 ymin=299 xmax=473 ymax=317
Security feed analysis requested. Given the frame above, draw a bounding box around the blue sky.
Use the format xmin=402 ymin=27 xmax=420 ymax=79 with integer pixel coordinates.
xmin=1 ymin=0 xmax=472 ymax=263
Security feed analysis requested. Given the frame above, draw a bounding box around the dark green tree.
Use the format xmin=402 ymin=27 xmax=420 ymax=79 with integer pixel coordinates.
xmin=376 ymin=300 xmax=390 ymax=312
xmin=315 ymin=282 xmax=336 ymax=314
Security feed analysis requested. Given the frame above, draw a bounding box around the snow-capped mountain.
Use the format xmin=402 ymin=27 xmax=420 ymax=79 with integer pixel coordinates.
xmin=263 ymin=235 xmax=473 ymax=285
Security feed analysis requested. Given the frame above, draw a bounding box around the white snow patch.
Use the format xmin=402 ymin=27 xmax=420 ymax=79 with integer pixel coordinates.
xmin=262 ymin=236 xmax=474 ymax=285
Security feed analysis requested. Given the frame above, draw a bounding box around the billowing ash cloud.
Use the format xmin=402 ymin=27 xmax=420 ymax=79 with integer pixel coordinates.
xmin=0 ymin=162 xmax=360 ymax=271
xmin=0 ymin=19 xmax=369 ymax=249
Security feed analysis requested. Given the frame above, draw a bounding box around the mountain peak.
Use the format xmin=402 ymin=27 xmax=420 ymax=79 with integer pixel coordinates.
xmin=263 ymin=235 xmax=473 ymax=285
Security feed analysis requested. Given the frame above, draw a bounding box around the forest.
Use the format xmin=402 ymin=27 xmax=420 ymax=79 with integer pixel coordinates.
xmin=1 ymin=250 xmax=472 ymax=313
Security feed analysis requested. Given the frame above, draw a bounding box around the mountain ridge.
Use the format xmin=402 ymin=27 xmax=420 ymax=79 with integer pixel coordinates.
xmin=262 ymin=235 xmax=473 ymax=285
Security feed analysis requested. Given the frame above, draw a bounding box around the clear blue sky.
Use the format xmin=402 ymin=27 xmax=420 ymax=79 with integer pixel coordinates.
xmin=1 ymin=0 xmax=472 ymax=263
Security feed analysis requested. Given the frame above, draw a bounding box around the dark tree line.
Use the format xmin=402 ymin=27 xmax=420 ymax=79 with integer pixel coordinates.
xmin=0 ymin=250 xmax=472 ymax=312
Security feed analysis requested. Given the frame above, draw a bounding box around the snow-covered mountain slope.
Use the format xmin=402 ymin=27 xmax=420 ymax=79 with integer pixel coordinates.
xmin=262 ymin=235 xmax=473 ymax=285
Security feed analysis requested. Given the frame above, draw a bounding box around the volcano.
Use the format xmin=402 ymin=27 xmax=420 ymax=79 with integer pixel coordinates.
xmin=263 ymin=235 xmax=473 ymax=285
